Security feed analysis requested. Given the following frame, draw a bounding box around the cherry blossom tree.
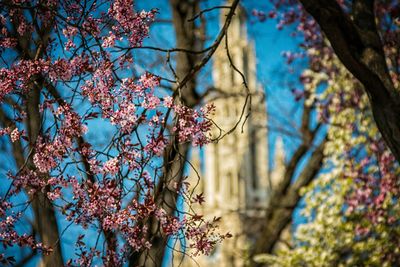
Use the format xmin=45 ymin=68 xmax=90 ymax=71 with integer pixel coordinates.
xmin=0 ymin=0 xmax=238 ymax=266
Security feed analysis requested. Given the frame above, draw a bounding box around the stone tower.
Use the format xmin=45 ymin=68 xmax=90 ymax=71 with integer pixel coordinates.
xmin=174 ymin=4 xmax=286 ymax=267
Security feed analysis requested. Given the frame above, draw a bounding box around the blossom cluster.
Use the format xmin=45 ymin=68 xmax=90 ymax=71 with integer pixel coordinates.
xmin=173 ymin=103 xmax=215 ymax=146
xmin=108 ymin=0 xmax=157 ymax=47
xmin=0 ymin=0 xmax=222 ymax=265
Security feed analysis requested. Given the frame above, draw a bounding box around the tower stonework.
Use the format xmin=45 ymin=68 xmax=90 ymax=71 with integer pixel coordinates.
xmin=175 ymin=5 xmax=286 ymax=267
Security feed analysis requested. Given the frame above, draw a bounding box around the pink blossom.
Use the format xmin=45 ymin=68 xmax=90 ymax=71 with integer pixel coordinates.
xmin=108 ymin=0 xmax=156 ymax=46
xmin=172 ymin=104 xmax=214 ymax=146
xmin=103 ymin=157 xmax=120 ymax=175
xmin=102 ymin=32 xmax=120 ymax=48
xmin=10 ymin=128 xmax=20 ymax=142
xmin=62 ymin=26 xmax=78 ymax=38
xmin=0 ymin=127 xmax=11 ymax=136
xmin=142 ymin=95 xmax=161 ymax=109
xmin=0 ymin=37 xmax=17 ymax=48
xmin=163 ymin=96 xmax=174 ymax=108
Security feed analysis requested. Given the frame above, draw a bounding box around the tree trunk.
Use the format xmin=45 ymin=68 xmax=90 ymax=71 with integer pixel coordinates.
xmin=26 ymin=87 xmax=63 ymax=266
xmin=32 ymin=194 xmax=64 ymax=267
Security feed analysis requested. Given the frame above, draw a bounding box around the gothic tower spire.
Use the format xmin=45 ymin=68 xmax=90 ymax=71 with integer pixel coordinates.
xmin=175 ymin=3 xmax=283 ymax=266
